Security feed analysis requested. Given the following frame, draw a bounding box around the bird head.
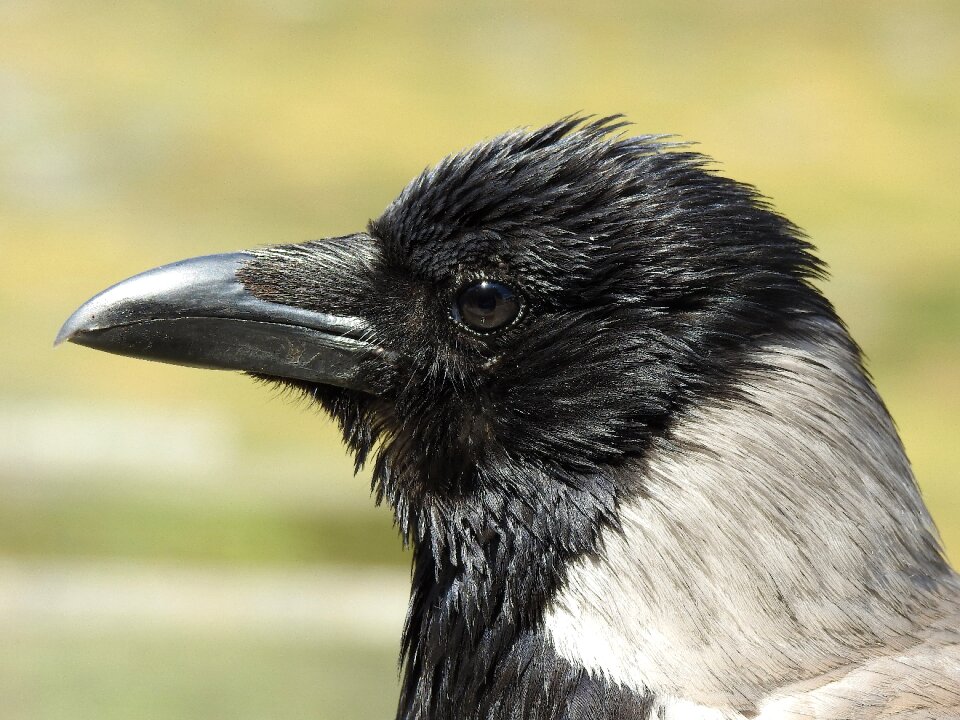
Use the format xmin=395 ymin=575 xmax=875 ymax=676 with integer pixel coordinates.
xmin=60 ymin=117 xmax=829 ymax=544
xmin=58 ymin=115 xmax=840 ymax=561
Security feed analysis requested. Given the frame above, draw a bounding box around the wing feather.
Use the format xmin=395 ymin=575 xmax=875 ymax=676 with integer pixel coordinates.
xmin=759 ymin=629 xmax=960 ymax=719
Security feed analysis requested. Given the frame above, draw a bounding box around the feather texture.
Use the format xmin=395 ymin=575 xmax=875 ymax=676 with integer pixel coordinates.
xmin=547 ymin=318 xmax=958 ymax=717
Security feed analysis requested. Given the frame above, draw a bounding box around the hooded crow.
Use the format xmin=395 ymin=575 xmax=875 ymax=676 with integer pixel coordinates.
xmin=58 ymin=117 xmax=960 ymax=719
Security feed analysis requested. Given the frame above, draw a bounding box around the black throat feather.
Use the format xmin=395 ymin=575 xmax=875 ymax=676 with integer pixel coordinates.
xmin=396 ymin=463 xmax=654 ymax=719
xmin=310 ymin=382 xmax=658 ymax=719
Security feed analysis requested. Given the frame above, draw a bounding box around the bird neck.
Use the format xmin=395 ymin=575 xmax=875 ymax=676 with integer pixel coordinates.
xmin=393 ymin=318 xmax=956 ymax=719
xmin=544 ymin=318 xmax=957 ymax=714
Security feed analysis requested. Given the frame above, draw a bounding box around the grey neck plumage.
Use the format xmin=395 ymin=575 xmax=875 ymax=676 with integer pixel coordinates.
xmin=545 ymin=317 xmax=958 ymax=717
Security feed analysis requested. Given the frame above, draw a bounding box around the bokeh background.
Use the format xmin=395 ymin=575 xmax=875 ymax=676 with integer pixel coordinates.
xmin=2 ymin=2 xmax=958 ymax=718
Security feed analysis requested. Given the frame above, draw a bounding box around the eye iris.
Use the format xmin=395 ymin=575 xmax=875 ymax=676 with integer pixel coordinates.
xmin=456 ymin=281 xmax=520 ymax=332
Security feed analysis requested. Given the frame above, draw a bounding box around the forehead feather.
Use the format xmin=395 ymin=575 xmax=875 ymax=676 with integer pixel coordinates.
xmin=366 ymin=116 xmax=824 ymax=314
xmin=369 ymin=117 xmax=680 ymax=262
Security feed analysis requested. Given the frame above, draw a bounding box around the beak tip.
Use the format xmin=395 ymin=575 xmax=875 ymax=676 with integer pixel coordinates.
xmin=54 ymin=325 xmax=74 ymax=347
xmin=55 ymin=305 xmax=95 ymax=347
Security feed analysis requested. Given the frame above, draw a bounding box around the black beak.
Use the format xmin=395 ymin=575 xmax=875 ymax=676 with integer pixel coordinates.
xmin=56 ymin=252 xmax=385 ymax=393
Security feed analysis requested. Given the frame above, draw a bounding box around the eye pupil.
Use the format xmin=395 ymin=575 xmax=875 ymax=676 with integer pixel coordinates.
xmin=454 ymin=280 xmax=520 ymax=333
xmin=476 ymin=292 xmax=497 ymax=311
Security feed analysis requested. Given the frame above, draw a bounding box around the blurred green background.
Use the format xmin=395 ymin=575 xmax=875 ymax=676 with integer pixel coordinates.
xmin=1 ymin=2 xmax=958 ymax=718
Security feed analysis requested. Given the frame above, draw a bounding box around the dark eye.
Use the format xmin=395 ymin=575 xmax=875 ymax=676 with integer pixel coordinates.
xmin=453 ymin=280 xmax=521 ymax=333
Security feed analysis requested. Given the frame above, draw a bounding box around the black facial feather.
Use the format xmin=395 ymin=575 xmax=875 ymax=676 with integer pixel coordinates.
xmin=238 ymin=116 xmax=842 ymax=719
